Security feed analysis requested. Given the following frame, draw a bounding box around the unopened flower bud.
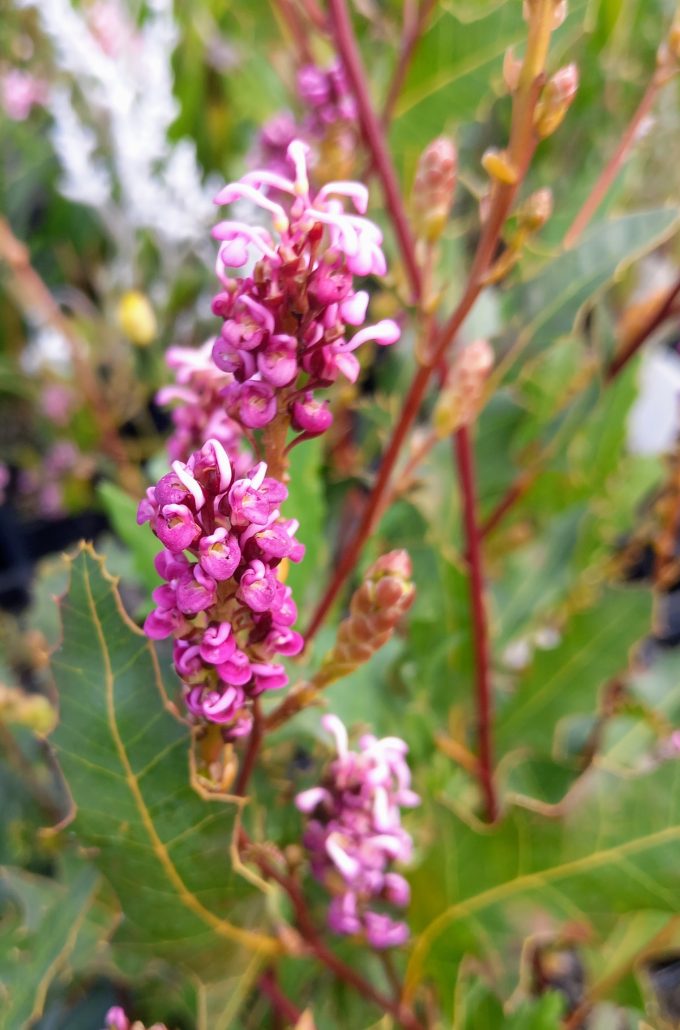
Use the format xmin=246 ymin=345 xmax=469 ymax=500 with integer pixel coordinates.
xmin=481 ymin=148 xmax=519 ymax=185
xmin=433 ymin=339 xmax=494 ymax=437
xmin=534 ymin=63 xmax=579 ymax=138
xmin=116 ymin=290 xmax=157 ymax=346
xmin=503 ymin=48 xmax=522 ymax=92
xmin=411 ymin=137 xmax=457 ymax=242
xmin=518 ymin=188 xmax=553 ymax=232
xmin=317 ymin=551 xmax=415 ymax=684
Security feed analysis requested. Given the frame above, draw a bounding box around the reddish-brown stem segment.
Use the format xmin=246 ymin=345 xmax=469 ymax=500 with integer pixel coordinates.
xmin=606 ymin=275 xmax=680 ymax=380
xmin=453 ymin=426 xmax=498 ymax=823
xmin=259 ymin=968 xmax=302 ymax=1026
xmin=381 ymin=0 xmax=437 ymax=127
xmin=242 ymin=834 xmax=423 ymax=1029
xmin=328 ymin=0 xmax=423 ymax=304
xmin=564 ymin=74 xmax=667 ymax=248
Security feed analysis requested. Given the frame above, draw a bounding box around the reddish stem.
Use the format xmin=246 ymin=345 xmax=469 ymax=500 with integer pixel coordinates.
xmin=328 ymin=0 xmax=423 ymax=304
xmin=606 ymin=274 xmax=680 ymax=380
xmin=259 ymin=968 xmax=302 ymax=1026
xmin=381 ymin=0 xmax=437 ymax=127
xmin=564 ymin=75 xmax=665 ymax=249
xmin=453 ymin=426 xmax=498 ymax=823
xmin=247 ymin=841 xmax=422 ymax=1028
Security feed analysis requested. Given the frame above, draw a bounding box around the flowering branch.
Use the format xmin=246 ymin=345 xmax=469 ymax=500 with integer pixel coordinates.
xmin=453 ymin=426 xmax=498 ymax=823
xmin=305 ymin=0 xmax=559 ymax=642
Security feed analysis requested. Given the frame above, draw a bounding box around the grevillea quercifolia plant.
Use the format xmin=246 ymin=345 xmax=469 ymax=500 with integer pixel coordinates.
xmin=8 ymin=0 xmax=678 ymax=1026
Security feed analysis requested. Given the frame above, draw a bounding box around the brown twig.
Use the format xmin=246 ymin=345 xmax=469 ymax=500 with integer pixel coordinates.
xmin=305 ymin=0 xmax=556 ymax=642
xmin=328 ymin=0 xmax=423 ymax=304
xmin=453 ymin=426 xmax=498 ymax=822
xmin=564 ymin=68 xmax=674 ymax=249
xmin=381 ymin=0 xmax=437 ymax=128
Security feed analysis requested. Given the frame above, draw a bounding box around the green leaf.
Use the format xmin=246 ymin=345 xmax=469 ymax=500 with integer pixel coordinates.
xmin=406 ymin=762 xmax=680 ymax=999
xmin=0 ymin=866 xmax=98 ymax=1030
xmin=97 ymin=481 xmax=160 ymax=594
xmin=502 ymin=209 xmax=680 ymax=367
xmin=50 ymin=544 xmax=276 ymax=977
xmin=496 ymin=586 xmax=651 ymax=757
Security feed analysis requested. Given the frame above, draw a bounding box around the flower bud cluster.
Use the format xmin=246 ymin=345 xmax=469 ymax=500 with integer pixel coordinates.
xmin=137 ymin=438 xmax=304 ymax=737
xmin=211 ymin=139 xmax=399 ymax=438
xmin=411 ymin=137 xmax=458 ymax=243
xmin=156 ymin=340 xmax=246 ymax=468
xmin=104 ymin=1008 xmax=166 ymax=1030
xmin=318 ymin=550 xmax=415 ymax=683
xmin=434 ymin=339 xmax=494 ymax=437
xmin=296 ymin=715 xmax=419 ymax=949
xmin=534 ymin=63 xmax=579 ymax=138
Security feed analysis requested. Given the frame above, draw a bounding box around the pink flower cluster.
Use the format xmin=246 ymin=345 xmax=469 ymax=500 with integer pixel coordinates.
xmin=156 ymin=341 xmax=246 ymax=468
xmin=297 ymin=61 xmax=356 ymax=137
xmin=295 ymin=715 xmax=419 ymax=949
xmin=254 ymin=61 xmax=356 ymax=180
xmin=138 ymin=438 xmax=303 ymax=737
xmin=211 ymin=139 xmax=399 ymax=438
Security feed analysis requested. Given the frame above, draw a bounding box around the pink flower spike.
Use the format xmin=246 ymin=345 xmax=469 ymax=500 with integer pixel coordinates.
xmin=317 ymin=181 xmax=369 ymax=213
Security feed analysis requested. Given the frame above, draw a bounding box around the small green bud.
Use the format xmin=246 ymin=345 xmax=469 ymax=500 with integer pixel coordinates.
xmin=411 ymin=137 xmax=457 ymax=243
